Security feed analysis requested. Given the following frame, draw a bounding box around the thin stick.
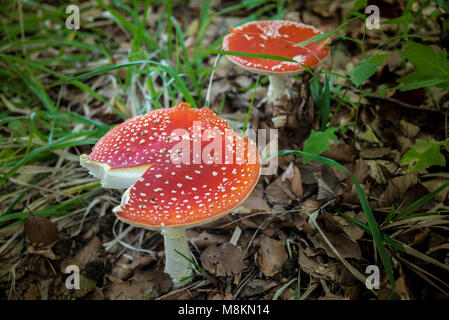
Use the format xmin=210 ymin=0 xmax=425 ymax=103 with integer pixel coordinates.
xmin=205 ymin=54 xmax=221 ymax=107
xmin=18 ymin=0 xmax=27 ymax=57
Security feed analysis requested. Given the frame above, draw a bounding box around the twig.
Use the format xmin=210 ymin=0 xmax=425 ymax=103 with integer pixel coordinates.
xmin=376 ymin=96 xmax=447 ymax=115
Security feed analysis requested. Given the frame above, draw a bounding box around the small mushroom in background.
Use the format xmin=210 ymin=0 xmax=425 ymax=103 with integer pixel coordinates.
xmin=222 ymin=20 xmax=330 ymax=104
xmin=80 ymin=103 xmax=261 ymax=285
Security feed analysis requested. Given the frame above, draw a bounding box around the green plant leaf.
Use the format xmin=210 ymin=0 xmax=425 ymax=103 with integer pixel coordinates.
xmin=303 ymin=127 xmax=339 ymax=164
xmin=352 ymin=0 xmax=366 ymax=11
xmin=8 ymin=119 xmax=27 ymax=136
xmin=350 ymin=54 xmax=388 ymax=87
xmin=434 ymin=0 xmax=449 ymax=13
xmin=359 ymin=125 xmax=382 ymax=145
xmin=401 ymin=138 xmax=449 ymax=172
xmin=398 ymin=78 xmax=448 ymax=91
xmin=398 ymin=41 xmax=449 ymax=91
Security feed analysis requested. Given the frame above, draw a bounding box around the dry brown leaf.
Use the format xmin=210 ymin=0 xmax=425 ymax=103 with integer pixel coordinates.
xmin=73 ymin=275 xmax=97 ymax=298
xmin=210 ymin=79 xmax=230 ymax=102
xmin=201 ymin=243 xmax=246 ymax=276
xmin=210 ymin=292 xmax=234 ymax=300
xmin=331 ymin=165 xmax=350 ymax=181
xmin=338 ymin=266 xmax=360 ymax=287
xmin=399 ymin=120 xmax=420 ymax=139
xmin=352 ymin=158 xmax=370 ymax=183
xmin=365 ymin=159 xmax=388 ymax=184
xmin=234 ymin=75 xmax=252 ymax=88
xmin=411 ymin=227 xmax=430 ymax=246
xmin=266 ymin=162 xmax=305 ymax=204
xmin=103 ymin=270 xmax=171 ymax=300
xmin=200 ymin=214 xmax=235 ymax=230
xmin=422 ymin=179 xmax=449 ymax=203
xmin=301 ymin=199 xmax=320 ymax=214
xmin=378 ymin=173 xmax=418 ymax=207
xmin=133 ymin=270 xmax=172 ymax=296
xmin=343 ymin=182 xmax=370 ymax=205
xmin=23 ymin=283 xmax=39 ymax=300
xmin=314 ymin=262 xmax=340 ymax=281
xmin=24 ymin=214 xmax=59 ymax=245
xmin=334 ymin=211 xmax=366 ymax=241
xmin=257 ymin=235 xmax=288 ymax=277
xmin=109 ymin=255 xmax=154 ymax=281
xmin=311 ymin=229 xmax=362 ymax=260
xmin=322 ymin=143 xmax=355 ymax=163
xmin=61 ymin=236 xmax=102 ymax=272
xmin=271 ymin=115 xmax=288 ymax=128
xmin=239 ymin=279 xmax=277 ymax=298
xmin=292 ymin=200 xmax=319 ymax=234
xmin=321 ymin=212 xmax=345 ymax=233
xmin=238 ymin=183 xmax=270 ymax=213
xmin=237 ymin=215 xmax=266 ymax=230
xmin=317 ymin=165 xmax=341 ymax=200
xmin=265 ymin=176 xmax=295 ymax=204
xmin=28 ymin=244 xmax=58 ymax=260
xmin=426 ymin=242 xmax=449 ymax=255
xmin=187 ymin=230 xmax=230 ymax=249
xmin=318 ymin=293 xmax=348 ymax=300
xmin=395 ymin=268 xmax=412 ymax=300
xmin=379 ymin=163 xmax=396 ymax=181
xmin=292 ymin=212 xmax=312 ymax=234
xmin=82 ymin=287 xmax=104 ymax=300
xmin=282 ymin=162 xmax=303 ymax=198
xmin=360 ymin=147 xmax=391 ymax=159
xmin=396 ymin=136 xmax=413 ymax=154
xmin=299 ymin=163 xmax=320 ymax=184
xmin=298 ymin=246 xmax=340 ymax=281
xmin=298 ymin=248 xmax=320 ymax=275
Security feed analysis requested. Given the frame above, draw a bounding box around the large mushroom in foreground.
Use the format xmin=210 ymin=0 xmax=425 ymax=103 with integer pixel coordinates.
xmin=223 ymin=20 xmax=330 ymax=104
xmin=81 ymin=103 xmax=261 ymax=285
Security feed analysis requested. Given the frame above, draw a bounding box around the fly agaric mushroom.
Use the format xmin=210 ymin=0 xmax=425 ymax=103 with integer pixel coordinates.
xmin=223 ymin=20 xmax=330 ymax=104
xmin=80 ymin=103 xmax=261 ymax=285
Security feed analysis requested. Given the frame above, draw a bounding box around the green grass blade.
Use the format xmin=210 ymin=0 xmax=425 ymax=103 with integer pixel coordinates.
xmin=52 ymin=60 xmax=196 ymax=107
xmin=202 ymin=49 xmax=299 ymax=64
xmin=397 ymin=180 xmax=449 ymax=219
xmin=0 ymin=130 xmax=101 ymax=187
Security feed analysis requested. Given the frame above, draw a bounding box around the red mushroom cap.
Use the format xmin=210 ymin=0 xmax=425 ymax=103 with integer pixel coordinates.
xmin=222 ymin=20 xmax=330 ymax=75
xmin=83 ymin=103 xmax=261 ymax=229
xmin=80 ymin=103 xmax=249 ymax=189
xmin=87 ymin=103 xmax=220 ymax=169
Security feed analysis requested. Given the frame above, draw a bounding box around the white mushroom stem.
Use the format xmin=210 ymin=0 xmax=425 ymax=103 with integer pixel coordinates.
xmin=267 ymin=75 xmax=290 ymax=104
xmin=163 ymin=227 xmax=193 ymax=285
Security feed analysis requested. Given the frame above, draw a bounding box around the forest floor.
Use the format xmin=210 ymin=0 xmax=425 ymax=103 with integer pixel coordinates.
xmin=1 ymin=0 xmax=449 ymax=300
